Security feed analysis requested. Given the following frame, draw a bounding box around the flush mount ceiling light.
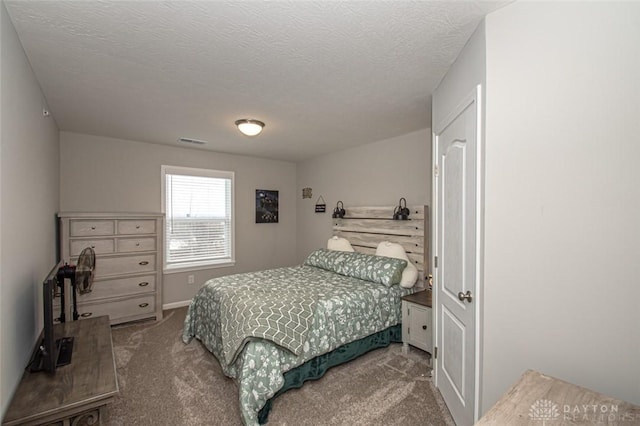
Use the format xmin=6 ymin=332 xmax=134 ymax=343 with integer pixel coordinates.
xmin=235 ymin=119 xmax=265 ymax=137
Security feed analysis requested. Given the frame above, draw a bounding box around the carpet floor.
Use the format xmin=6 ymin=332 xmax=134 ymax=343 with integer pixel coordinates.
xmin=104 ymin=307 xmax=454 ymax=426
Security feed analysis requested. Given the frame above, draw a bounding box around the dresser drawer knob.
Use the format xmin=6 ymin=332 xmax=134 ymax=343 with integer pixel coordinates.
xmin=139 ymin=261 xmax=149 ymax=266
xmin=138 ymin=281 xmax=149 ymax=287
xmin=139 ymin=303 xmax=149 ymax=308
xmin=136 ymin=225 xmax=140 ymax=229
xmin=422 ymin=325 xmax=427 ymax=330
xmin=81 ymin=312 xmax=92 ymax=318
xmin=135 ymin=242 xmax=140 ymax=246
xmin=91 ymin=226 xmax=96 ymax=230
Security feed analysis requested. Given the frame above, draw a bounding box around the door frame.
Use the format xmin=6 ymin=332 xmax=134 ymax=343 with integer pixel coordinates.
xmin=431 ymin=84 xmax=484 ymax=423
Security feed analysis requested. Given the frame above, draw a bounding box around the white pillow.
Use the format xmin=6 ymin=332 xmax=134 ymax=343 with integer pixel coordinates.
xmin=375 ymin=241 xmax=418 ymax=288
xmin=327 ymin=236 xmax=355 ymax=252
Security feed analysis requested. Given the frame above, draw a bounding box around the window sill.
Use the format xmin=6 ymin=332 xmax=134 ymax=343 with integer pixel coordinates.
xmin=163 ymin=260 xmax=235 ymax=275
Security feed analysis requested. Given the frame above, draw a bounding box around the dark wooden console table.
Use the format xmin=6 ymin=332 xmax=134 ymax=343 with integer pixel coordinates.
xmin=2 ymin=316 xmax=118 ymax=426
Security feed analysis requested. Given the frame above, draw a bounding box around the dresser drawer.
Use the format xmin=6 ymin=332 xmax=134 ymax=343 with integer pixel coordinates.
xmin=77 ymin=295 xmax=156 ymax=323
xmin=70 ymin=238 xmax=115 ymax=256
xmin=117 ymin=220 xmax=156 ymax=235
xmin=116 ymin=237 xmax=156 ymax=253
xmin=70 ymin=220 xmax=115 ymax=237
xmin=76 ymin=275 xmax=156 ymax=302
xmin=95 ymin=254 xmax=156 ymax=277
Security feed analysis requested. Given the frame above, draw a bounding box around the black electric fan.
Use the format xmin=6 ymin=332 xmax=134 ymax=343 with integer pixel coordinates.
xmin=57 ymin=247 xmax=96 ymax=322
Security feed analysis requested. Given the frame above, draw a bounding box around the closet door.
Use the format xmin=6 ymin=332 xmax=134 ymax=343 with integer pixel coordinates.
xmin=433 ymin=85 xmax=481 ymax=426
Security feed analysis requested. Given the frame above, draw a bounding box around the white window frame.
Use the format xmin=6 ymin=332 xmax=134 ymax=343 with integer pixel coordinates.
xmin=161 ymin=165 xmax=235 ymax=273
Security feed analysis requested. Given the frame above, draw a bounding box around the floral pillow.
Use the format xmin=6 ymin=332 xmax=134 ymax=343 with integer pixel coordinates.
xmin=304 ymin=248 xmax=407 ymax=286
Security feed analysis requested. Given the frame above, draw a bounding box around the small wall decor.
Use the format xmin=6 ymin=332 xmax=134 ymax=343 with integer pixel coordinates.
xmin=256 ymin=190 xmax=279 ymax=223
xmin=315 ymin=196 xmax=326 ymax=213
xmin=332 ymin=201 xmax=345 ymax=218
xmin=302 ymin=187 xmax=312 ymax=199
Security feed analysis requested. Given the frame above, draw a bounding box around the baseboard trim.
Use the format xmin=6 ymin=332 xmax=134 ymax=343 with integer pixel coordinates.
xmin=163 ymin=300 xmax=191 ymax=310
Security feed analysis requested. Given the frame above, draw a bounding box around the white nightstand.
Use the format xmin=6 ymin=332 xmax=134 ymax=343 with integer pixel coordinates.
xmin=401 ymin=290 xmax=433 ymax=359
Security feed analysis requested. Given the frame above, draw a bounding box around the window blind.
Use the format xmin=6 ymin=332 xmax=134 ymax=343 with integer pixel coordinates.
xmin=163 ymin=167 xmax=234 ymax=269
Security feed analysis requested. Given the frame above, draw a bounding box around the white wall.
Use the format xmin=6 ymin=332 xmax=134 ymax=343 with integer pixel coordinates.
xmin=0 ymin=2 xmax=60 ymax=415
xmin=432 ymin=20 xmax=486 ymax=131
xmin=296 ymin=129 xmax=431 ymax=264
xmin=60 ymin=132 xmax=298 ymax=305
xmin=483 ymin=1 xmax=640 ymax=411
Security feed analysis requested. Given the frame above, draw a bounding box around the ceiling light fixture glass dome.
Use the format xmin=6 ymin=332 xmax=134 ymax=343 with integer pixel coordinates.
xmin=235 ymin=119 xmax=265 ymax=137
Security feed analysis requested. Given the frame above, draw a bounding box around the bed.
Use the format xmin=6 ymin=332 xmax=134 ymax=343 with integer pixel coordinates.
xmin=182 ymin=205 xmax=428 ymax=425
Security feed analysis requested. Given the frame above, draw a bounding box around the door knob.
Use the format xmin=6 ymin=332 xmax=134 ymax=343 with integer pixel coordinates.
xmin=458 ymin=290 xmax=473 ymax=303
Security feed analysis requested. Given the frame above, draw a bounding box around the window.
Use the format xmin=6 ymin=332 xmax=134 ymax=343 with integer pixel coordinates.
xmin=161 ymin=165 xmax=234 ymax=271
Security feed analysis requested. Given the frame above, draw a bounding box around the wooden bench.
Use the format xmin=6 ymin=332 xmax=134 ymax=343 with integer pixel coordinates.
xmin=476 ymin=370 xmax=640 ymax=425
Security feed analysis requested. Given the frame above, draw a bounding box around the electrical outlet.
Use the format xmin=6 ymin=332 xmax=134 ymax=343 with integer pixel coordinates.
xmin=187 ymin=274 xmax=195 ymax=284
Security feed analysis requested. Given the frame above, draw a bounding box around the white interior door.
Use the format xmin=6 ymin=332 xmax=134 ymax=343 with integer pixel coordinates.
xmin=433 ymin=86 xmax=481 ymax=426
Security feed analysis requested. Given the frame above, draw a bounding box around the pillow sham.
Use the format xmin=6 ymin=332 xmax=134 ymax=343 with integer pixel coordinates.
xmin=327 ymin=236 xmax=355 ymax=252
xmin=304 ymin=248 xmax=407 ymax=286
xmin=376 ymin=241 xmax=418 ymax=288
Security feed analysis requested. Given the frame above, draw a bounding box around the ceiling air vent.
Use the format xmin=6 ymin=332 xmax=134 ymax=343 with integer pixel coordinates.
xmin=178 ymin=137 xmax=206 ymax=145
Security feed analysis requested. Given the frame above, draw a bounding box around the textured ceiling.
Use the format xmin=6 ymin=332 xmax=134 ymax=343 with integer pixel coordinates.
xmin=5 ymin=1 xmax=506 ymax=162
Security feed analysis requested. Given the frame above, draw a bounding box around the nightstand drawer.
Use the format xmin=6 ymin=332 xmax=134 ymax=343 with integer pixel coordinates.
xmin=407 ymin=303 xmax=432 ymax=351
xmin=402 ymin=291 xmax=433 ymax=355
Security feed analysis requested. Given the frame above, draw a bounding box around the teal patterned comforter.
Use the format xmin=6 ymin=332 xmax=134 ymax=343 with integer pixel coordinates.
xmin=182 ymin=264 xmax=414 ymax=426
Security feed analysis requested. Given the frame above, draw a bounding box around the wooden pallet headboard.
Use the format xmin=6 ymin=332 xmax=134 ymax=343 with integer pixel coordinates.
xmin=332 ymin=205 xmax=429 ymax=288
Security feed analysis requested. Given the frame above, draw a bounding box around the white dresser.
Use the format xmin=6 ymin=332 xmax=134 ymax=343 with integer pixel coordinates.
xmin=58 ymin=212 xmax=164 ymax=325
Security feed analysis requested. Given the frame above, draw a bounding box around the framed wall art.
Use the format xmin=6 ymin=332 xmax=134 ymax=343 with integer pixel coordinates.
xmin=256 ymin=189 xmax=279 ymax=223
